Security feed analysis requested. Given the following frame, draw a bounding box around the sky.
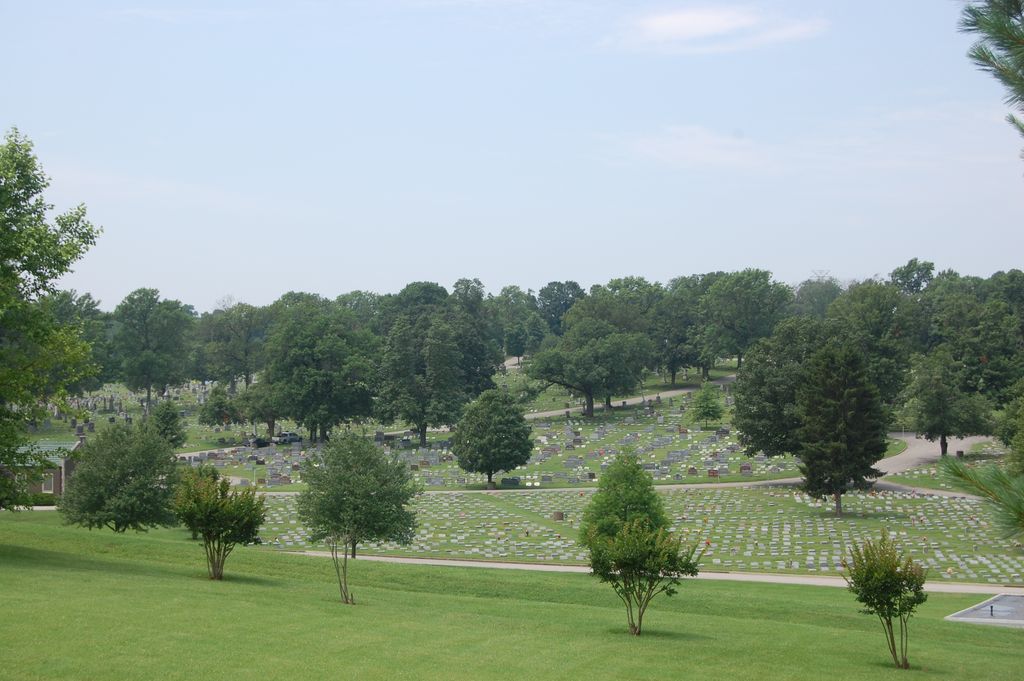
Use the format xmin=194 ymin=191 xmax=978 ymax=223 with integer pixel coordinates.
xmin=4 ymin=0 xmax=1023 ymax=312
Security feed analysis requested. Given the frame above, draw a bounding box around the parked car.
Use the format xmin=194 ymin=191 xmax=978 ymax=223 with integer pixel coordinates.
xmin=246 ymin=437 xmax=271 ymax=448
xmin=275 ymin=431 xmax=302 ymax=444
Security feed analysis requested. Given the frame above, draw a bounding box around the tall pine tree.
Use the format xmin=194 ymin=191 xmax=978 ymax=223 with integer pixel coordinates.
xmin=796 ymin=344 xmax=887 ymax=516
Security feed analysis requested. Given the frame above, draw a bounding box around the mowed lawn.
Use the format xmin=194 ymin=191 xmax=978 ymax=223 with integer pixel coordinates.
xmin=1 ymin=512 xmax=1020 ymax=681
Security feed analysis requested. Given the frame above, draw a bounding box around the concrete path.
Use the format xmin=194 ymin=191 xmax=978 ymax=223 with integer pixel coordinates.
xmin=297 ymin=551 xmax=1024 ymax=595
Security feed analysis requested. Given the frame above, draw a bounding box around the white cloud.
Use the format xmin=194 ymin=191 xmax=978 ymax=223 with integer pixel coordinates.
xmin=621 ymin=6 xmax=827 ymax=54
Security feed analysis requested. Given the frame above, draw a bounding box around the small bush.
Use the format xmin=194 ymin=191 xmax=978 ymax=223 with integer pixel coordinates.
xmin=842 ymin=531 xmax=927 ymax=670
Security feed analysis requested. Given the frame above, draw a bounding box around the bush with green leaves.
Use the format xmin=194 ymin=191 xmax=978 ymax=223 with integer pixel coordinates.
xmin=58 ymin=423 xmax=178 ymax=533
xmin=842 ymin=531 xmax=928 ymax=670
xmin=452 ymin=388 xmax=533 ymax=487
xmin=174 ymin=466 xmax=266 ymax=580
xmin=580 ymin=453 xmax=702 ymax=635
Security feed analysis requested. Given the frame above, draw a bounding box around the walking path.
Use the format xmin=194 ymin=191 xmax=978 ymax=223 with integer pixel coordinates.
xmin=298 ymin=551 xmax=1024 ymax=595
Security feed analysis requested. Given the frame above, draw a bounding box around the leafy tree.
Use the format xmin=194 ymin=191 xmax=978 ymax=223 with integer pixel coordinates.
xmin=41 ymin=289 xmax=113 ymax=393
xmin=235 ymin=381 xmax=285 ymax=439
xmin=198 ymin=384 xmax=243 ymax=427
xmin=195 ymin=302 xmax=269 ymax=391
xmin=579 ymin=454 xmax=701 ymax=635
xmin=452 ymin=389 xmax=533 ymax=486
xmin=297 ymin=435 xmax=419 ymax=604
xmin=564 ymin=276 xmax=663 ymax=335
xmin=263 ymin=293 xmax=376 ymax=441
xmin=699 ymin=268 xmax=793 ymax=368
xmin=942 ymin=457 xmax=1024 ymax=539
xmin=537 ymin=280 xmax=585 ymax=335
xmin=58 ymin=423 xmax=178 ymax=532
xmin=796 ymin=344 xmax=888 ymax=516
xmin=651 ymin=276 xmax=702 ymax=385
xmin=151 ymin=400 xmax=187 ymax=449
xmin=111 ymin=288 xmax=195 ymax=412
xmin=528 ymin=318 xmax=651 ymax=416
xmin=690 ymin=383 xmax=724 ymax=429
xmin=174 ymin=466 xmax=266 ymax=580
xmin=842 ymin=531 xmax=928 ymax=670
xmin=889 ymin=258 xmax=934 ymax=296
xmin=899 ymin=347 xmax=992 ymax=455
xmin=961 ymin=1 xmax=1024 ymax=158
xmin=827 ymin=280 xmax=923 ymax=407
xmin=1 ymin=128 xmax=98 ymax=510
xmin=790 ymin=277 xmax=843 ymax=319
xmin=733 ymin=317 xmax=833 ymax=457
xmin=377 ymin=281 xmax=501 ymax=445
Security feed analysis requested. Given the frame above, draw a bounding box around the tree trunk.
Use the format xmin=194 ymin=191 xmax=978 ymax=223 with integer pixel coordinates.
xmin=350 ymin=539 xmax=357 ymax=559
xmin=940 ymin=434 xmax=948 ymax=456
xmin=229 ymin=377 xmax=237 ymax=395
xmin=736 ymin=352 xmax=743 ymax=369
xmin=266 ymin=417 xmax=276 ymax=439
xmin=605 ymin=395 xmax=612 ymax=409
xmin=584 ymin=393 xmax=594 ymax=417
xmin=145 ymin=385 xmax=152 ymax=416
xmin=834 ymin=492 xmax=843 ymax=517
xmin=419 ymin=423 xmax=428 ymax=447
xmin=670 ymin=368 xmax=677 ymax=387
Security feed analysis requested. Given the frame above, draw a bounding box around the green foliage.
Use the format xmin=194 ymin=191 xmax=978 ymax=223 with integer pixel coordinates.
xmin=690 ymin=383 xmax=724 ymax=428
xmin=733 ymin=317 xmax=833 ymax=457
xmin=942 ymin=457 xmax=1024 ymax=539
xmin=699 ymin=268 xmax=793 ymax=368
xmin=528 ymin=318 xmax=652 ymax=416
xmin=452 ymin=389 xmax=533 ymax=485
xmin=0 ymin=128 xmax=98 ymax=510
xmin=174 ymin=466 xmax=266 ymax=580
xmin=587 ymin=517 xmax=702 ymax=636
xmin=198 ymin=384 xmax=244 ymax=427
xmin=536 ymin=280 xmax=586 ymax=335
xmin=297 ymin=434 xmax=419 ymax=603
xmin=899 ymin=347 xmax=993 ymax=454
xmin=791 ymin=277 xmax=843 ymax=319
xmin=58 ymin=423 xmax=179 ymax=532
xmin=263 ymin=293 xmax=376 ymax=440
xmin=112 ymin=288 xmax=195 ymax=408
xmin=580 ymin=453 xmax=699 ymax=635
xmin=842 ymin=531 xmax=928 ymax=670
xmin=580 ymin=453 xmax=667 ymax=538
xmin=796 ymin=344 xmax=888 ymax=515
xmin=194 ymin=302 xmax=269 ymax=389
xmin=151 ymin=400 xmax=187 ymax=449
xmin=961 ymin=1 xmax=1024 ymax=157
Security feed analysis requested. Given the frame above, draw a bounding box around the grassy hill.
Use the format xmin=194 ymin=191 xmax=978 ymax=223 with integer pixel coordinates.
xmin=1 ymin=511 xmax=1020 ymax=681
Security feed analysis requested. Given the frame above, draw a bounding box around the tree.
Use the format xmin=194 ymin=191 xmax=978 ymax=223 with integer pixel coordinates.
xmin=1 ymin=128 xmax=98 ymax=510
xmin=528 ymin=318 xmax=651 ymax=417
xmin=198 ymin=384 xmax=243 ymax=427
xmin=889 ymin=258 xmax=934 ymax=296
xmin=579 ymin=453 xmax=702 ymax=635
xmin=174 ymin=466 xmax=266 ymax=580
xmin=651 ymin=276 xmax=702 ymax=385
xmin=900 ymin=347 xmax=992 ymax=455
xmin=263 ymin=293 xmax=376 ymax=441
xmin=58 ymin=423 xmax=178 ymax=532
xmin=961 ymin=1 xmax=1024 ymax=158
xmin=790 ymin=277 xmax=843 ymax=319
xmin=842 ymin=531 xmax=928 ymax=670
xmin=690 ymin=383 xmax=724 ymax=429
xmin=733 ymin=317 xmax=833 ymax=457
xmin=942 ymin=458 xmax=1024 ymax=540
xmin=111 ymin=288 xmax=195 ymax=412
xmin=796 ymin=344 xmax=888 ymax=516
xmin=195 ymin=302 xmax=269 ymax=391
xmin=699 ymin=269 xmax=793 ymax=368
xmin=537 ymin=280 xmax=586 ymax=335
xmin=452 ymin=389 xmax=533 ymax=486
xmin=151 ymin=400 xmax=187 ymax=449
xmin=41 ymin=289 xmax=113 ymax=393
xmin=297 ymin=435 xmax=419 ymax=604
xmin=236 ymin=381 xmax=285 ymax=439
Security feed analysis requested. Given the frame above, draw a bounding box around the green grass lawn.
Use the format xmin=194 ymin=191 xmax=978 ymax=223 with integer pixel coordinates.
xmin=1 ymin=511 xmax=1020 ymax=681
xmin=885 ymin=442 xmax=1007 ymax=492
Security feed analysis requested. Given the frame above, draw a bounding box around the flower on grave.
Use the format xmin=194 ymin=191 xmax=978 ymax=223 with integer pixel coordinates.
xmin=705 ymin=540 xmax=711 ymax=547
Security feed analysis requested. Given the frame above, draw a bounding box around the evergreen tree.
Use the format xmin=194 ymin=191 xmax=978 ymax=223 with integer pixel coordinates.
xmin=796 ymin=344 xmax=887 ymax=516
